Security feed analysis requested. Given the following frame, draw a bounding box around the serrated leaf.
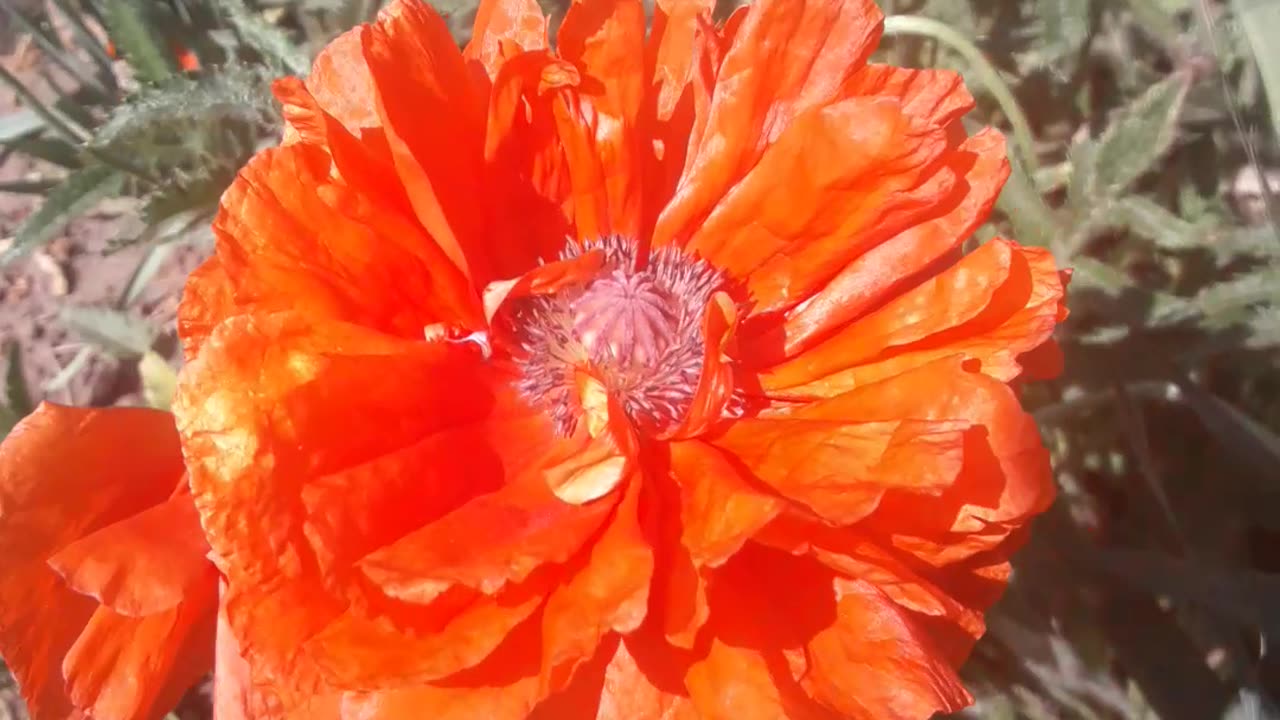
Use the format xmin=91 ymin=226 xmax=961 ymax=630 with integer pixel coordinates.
xmin=102 ymin=0 xmax=177 ymax=85
xmin=139 ymin=351 xmax=177 ymax=410
xmin=60 ymin=306 xmax=155 ymax=358
xmin=92 ymin=66 xmax=277 ymax=150
xmin=1112 ymin=195 xmax=1203 ymax=250
xmin=4 ymin=342 xmax=31 ymax=420
xmin=220 ymin=0 xmax=310 ymax=75
xmin=1073 ymin=74 xmax=1191 ymax=205
xmin=1094 ymin=73 xmax=1190 ymax=196
xmin=1 ymin=165 xmax=125 ymax=264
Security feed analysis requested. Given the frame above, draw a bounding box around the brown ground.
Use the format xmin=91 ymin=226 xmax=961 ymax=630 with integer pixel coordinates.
xmin=0 ymin=14 xmax=209 ymax=720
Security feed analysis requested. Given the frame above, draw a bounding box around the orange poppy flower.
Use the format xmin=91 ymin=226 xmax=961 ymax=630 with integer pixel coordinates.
xmin=0 ymin=0 xmax=1064 ymax=718
xmin=175 ymin=0 xmax=1069 ymax=716
xmin=0 ymin=404 xmax=217 ymax=719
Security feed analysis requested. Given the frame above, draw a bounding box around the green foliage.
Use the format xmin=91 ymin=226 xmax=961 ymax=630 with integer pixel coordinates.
xmin=0 ymin=164 xmax=125 ymax=264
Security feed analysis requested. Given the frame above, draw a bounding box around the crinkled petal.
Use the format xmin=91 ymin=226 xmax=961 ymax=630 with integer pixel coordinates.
xmin=0 ymin=404 xmax=210 ymax=719
xmin=668 ymin=440 xmax=782 ymax=567
xmin=540 ymin=473 xmax=652 ymax=692
xmin=176 ymin=311 xmax=502 ymax=698
xmin=533 ymin=632 xmax=700 ymax=719
xmin=307 ymin=571 xmax=550 ymax=688
xmin=49 ymin=486 xmax=211 ymax=617
xmin=684 ymin=96 xmax=951 ymax=313
xmin=212 ymin=143 xmax=478 ymax=338
xmin=465 ymin=0 xmax=548 ymax=78
xmin=801 ymin=578 xmax=970 ymax=719
xmin=364 ymin=0 xmax=489 ymax=282
xmin=304 ymin=26 xmax=378 ymax=133
xmin=713 ymin=414 xmax=970 ymax=525
xmin=555 ymin=0 xmax=647 ymax=239
xmin=653 ymin=0 xmax=884 ymax=247
xmin=62 ymin=571 xmax=217 ymax=720
xmin=357 ymin=469 xmax=618 ymax=604
xmin=762 ymin=238 xmax=1067 ymax=397
xmin=743 ymin=130 xmax=1009 ymax=365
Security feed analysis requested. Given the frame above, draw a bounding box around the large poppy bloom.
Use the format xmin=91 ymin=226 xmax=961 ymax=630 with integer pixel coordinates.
xmin=0 ymin=0 xmax=1066 ymax=717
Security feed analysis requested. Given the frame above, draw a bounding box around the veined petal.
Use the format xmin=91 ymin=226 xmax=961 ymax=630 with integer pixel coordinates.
xmin=669 ymin=440 xmax=782 ymax=567
xmin=540 ymin=474 xmax=652 ymax=692
xmin=364 ymin=0 xmax=488 ymax=282
xmin=684 ymin=96 xmax=952 ymax=312
xmin=742 ymin=130 xmax=1010 ymax=366
xmin=654 ymin=0 xmax=884 ymax=247
xmin=465 ymin=0 xmax=548 ymax=78
xmin=761 ymin=238 xmax=1067 ymax=397
xmin=357 ymin=470 xmax=618 ymax=604
xmin=62 ymin=574 xmax=218 ymax=720
xmin=802 ymin=579 xmax=970 ymax=719
xmin=556 ymin=0 xmax=648 ymax=239
xmin=49 ymin=486 xmax=211 ymax=617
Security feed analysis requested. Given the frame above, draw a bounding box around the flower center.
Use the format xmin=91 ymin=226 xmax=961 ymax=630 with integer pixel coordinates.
xmin=507 ymin=235 xmax=727 ymax=437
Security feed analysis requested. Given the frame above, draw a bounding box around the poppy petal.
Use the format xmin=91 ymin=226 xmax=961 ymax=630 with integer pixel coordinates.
xmin=307 ymin=572 xmax=551 ymax=688
xmin=177 ymin=256 xmax=241 ymax=362
xmin=304 ymin=26 xmax=378 ymax=133
xmin=176 ymin=311 xmax=501 ymax=694
xmin=713 ymin=416 xmax=970 ymax=525
xmin=743 ymin=129 xmax=1010 ymax=365
xmin=653 ymin=0 xmax=884 ymax=247
xmin=540 ymin=473 xmax=651 ymax=691
xmin=357 ymin=471 xmax=618 ymax=604
xmin=683 ymin=96 xmax=951 ymax=312
xmin=62 ymin=572 xmax=217 ymax=720
xmin=212 ymin=143 xmax=478 ymax=337
xmin=761 ymin=237 xmax=1066 ymax=397
xmin=802 ymin=578 xmax=970 ymax=719
xmin=532 ymin=633 xmax=701 ymax=720
xmin=465 ymin=0 xmax=548 ymax=77
xmin=555 ymin=0 xmax=647 ymax=239
xmin=48 ymin=486 xmax=211 ymax=617
xmin=363 ymin=0 xmax=488 ymax=281
xmin=668 ymin=440 xmax=782 ymax=567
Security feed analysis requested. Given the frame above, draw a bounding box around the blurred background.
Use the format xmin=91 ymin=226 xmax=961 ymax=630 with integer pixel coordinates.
xmin=0 ymin=0 xmax=1277 ymax=718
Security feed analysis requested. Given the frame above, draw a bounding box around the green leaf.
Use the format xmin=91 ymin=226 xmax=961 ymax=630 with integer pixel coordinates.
xmin=1177 ymin=380 xmax=1280 ymax=487
xmin=1093 ymin=549 xmax=1280 ymax=637
xmin=1087 ymin=73 xmax=1191 ymax=200
xmin=4 ymin=342 xmax=31 ymax=420
xmin=0 ymin=108 xmax=45 ymax=143
xmin=102 ymin=0 xmax=177 ymax=85
xmin=995 ymin=149 xmax=1060 ymax=249
xmin=60 ymin=306 xmax=155 ymax=358
xmin=1234 ymin=0 xmax=1280 ymax=143
xmin=139 ymin=351 xmax=177 ymax=410
xmin=119 ymin=243 xmax=175 ymax=307
xmin=1112 ymin=195 xmax=1203 ymax=250
xmin=1 ymin=165 xmax=125 ymax=264
xmin=220 ymin=0 xmax=311 ymax=75
xmin=92 ymin=67 xmax=277 ymax=150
